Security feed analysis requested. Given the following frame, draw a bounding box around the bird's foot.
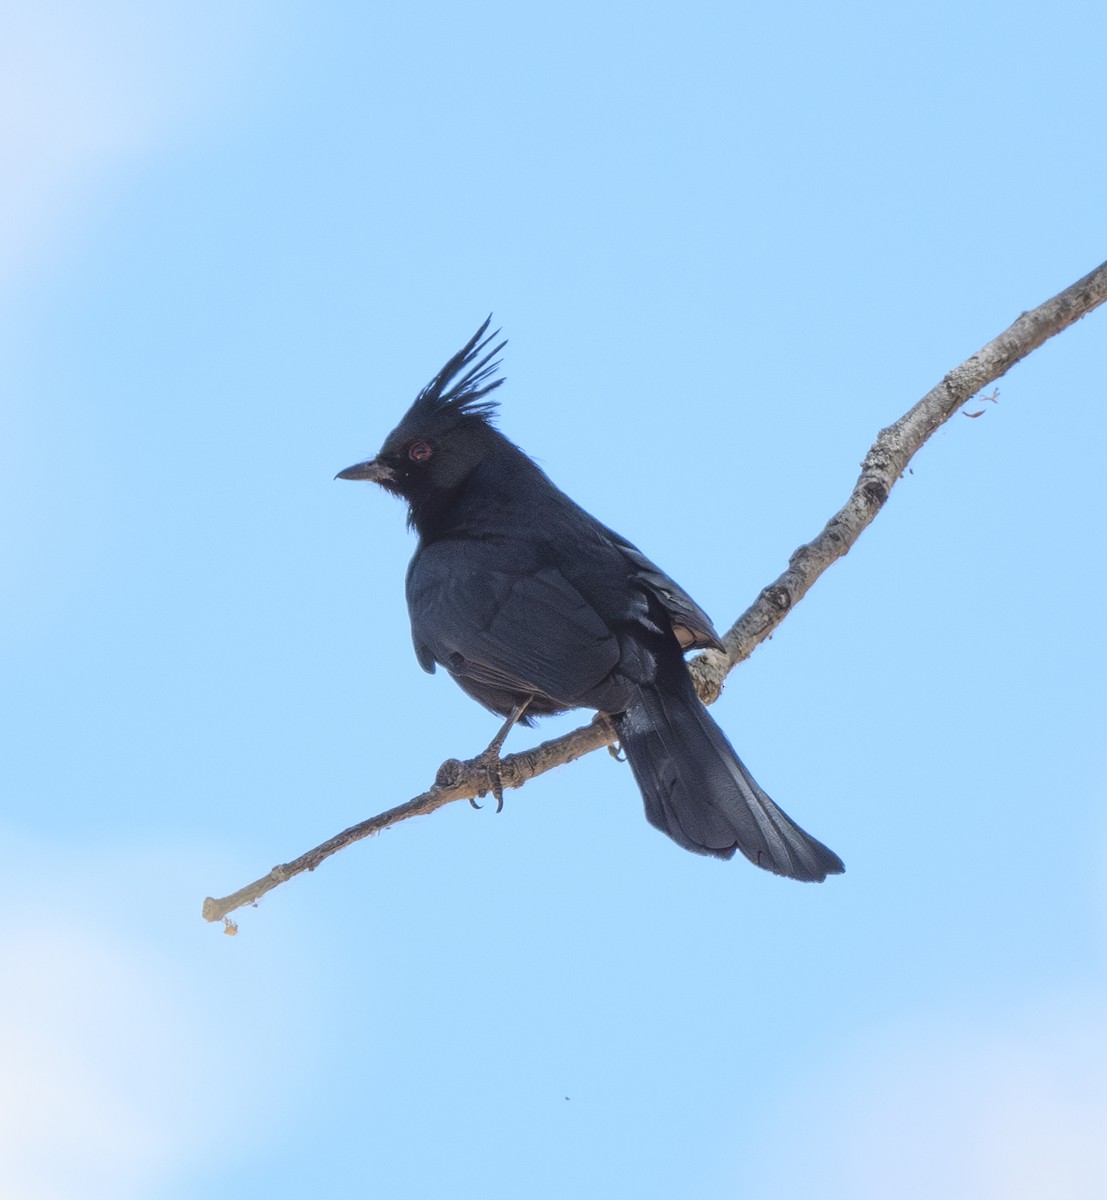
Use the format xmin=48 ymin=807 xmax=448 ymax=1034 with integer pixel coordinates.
xmin=472 ymin=745 xmax=506 ymax=813
xmin=592 ymin=713 xmax=625 ymax=762
xmin=468 ymin=698 xmax=532 ymax=814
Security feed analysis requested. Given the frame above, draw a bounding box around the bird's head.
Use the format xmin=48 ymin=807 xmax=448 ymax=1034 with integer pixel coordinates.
xmin=336 ymin=317 xmax=506 ymax=513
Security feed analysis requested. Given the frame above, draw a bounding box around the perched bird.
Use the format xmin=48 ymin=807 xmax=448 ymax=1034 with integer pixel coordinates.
xmin=338 ymin=319 xmax=844 ymax=881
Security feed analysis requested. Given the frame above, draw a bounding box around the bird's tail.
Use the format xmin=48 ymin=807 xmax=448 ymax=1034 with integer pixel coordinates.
xmin=614 ymin=664 xmax=844 ymax=882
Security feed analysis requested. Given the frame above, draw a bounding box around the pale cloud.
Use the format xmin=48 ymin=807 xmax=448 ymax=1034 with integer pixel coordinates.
xmin=0 ymin=922 xmax=191 ymax=1200
xmin=745 ymin=1000 xmax=1107 ymax=1200
xmin=0 ymin=2 xmax=266 ymax=297
xmin=0 ymin=834 xmax=310 ymax=1200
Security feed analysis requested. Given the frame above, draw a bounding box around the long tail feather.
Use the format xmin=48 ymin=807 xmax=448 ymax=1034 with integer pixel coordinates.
xmin=615 ymin=668 xmax=844 ymax=882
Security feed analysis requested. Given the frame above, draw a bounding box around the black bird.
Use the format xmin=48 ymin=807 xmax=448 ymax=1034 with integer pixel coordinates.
xmin=338 ymin=319 xmax=844 ymax=882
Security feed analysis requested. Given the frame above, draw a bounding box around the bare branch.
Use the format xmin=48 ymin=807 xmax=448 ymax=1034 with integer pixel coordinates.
xmin=203 ymin=260 xmax=1107 ymax=924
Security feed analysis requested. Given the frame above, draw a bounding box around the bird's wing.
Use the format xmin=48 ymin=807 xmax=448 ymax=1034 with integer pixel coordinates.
xmin=407 ymin=541 xmax=620 ymax=705
xmin=603 ymin=532 xmax=723 ymax=651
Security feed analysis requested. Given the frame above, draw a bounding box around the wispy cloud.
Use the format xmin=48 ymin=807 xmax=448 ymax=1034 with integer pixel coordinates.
xmin=0 ymin=832 xmax=314 ymax=1200
xmin=0 ymin=922 xmax=195 ymax=1199
xmin=745 ymin=1001 xmax=1107 ymax=1199
xmin=0 ymin=2 xmax=266 ymax=299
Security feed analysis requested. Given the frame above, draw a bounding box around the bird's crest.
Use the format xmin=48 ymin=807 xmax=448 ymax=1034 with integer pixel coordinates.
xmin=410 ymin=316 xmax=506 ymax=424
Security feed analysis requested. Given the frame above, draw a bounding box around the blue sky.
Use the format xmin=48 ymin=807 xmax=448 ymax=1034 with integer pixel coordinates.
xmin=2 ymin=3 xmax=1106 ymax=1197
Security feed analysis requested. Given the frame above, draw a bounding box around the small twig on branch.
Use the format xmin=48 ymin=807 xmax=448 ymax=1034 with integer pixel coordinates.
xmin=203 ymin=260 xmax=1107 ymax=924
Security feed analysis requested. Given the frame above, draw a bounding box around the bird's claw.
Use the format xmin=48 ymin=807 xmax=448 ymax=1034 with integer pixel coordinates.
xmin=467 ymin=698 xmax=530 ymax=815
xmin=476 ymin=748 xmax=506 ymax=813
xmin=592 ymin=713 xmax=625 ymax=761
xmin=471 ymin=746 xmax=507 ymax=813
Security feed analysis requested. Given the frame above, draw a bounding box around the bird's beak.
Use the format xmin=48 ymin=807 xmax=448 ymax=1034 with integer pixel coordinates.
xmin=335 ymin=458 xmax=394 ymax=484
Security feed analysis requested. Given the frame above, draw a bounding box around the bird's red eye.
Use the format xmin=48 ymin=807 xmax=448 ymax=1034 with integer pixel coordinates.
xmin=408 ymin=440 xmax=433 ymax=462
